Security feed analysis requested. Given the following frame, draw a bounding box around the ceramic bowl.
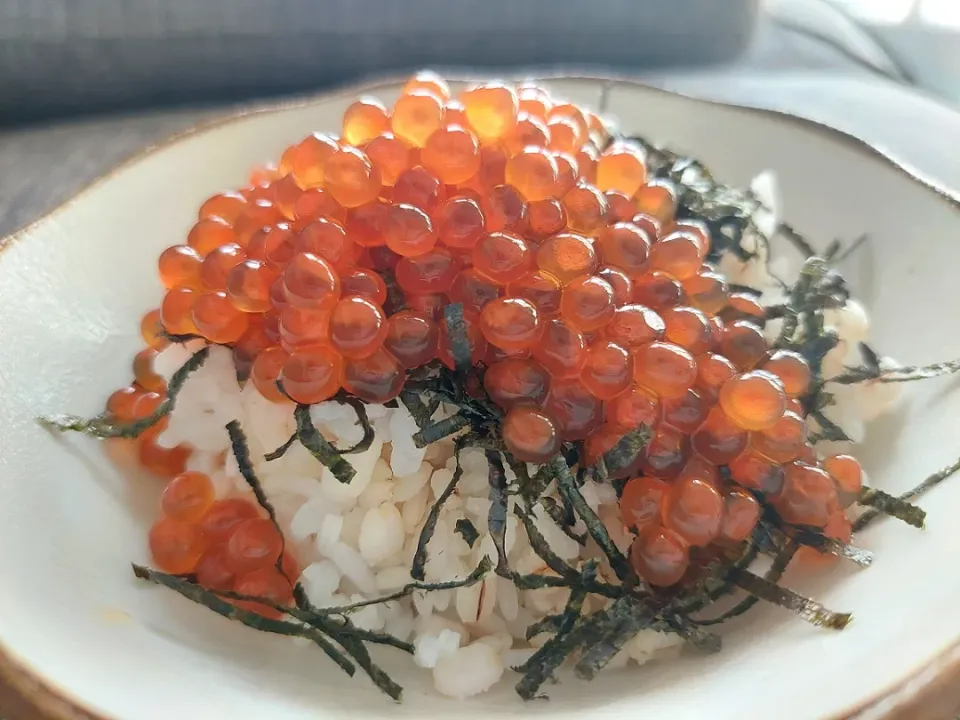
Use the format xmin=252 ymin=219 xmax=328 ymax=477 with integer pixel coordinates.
xmin=2 ymin=78 xmax=960 ymax=720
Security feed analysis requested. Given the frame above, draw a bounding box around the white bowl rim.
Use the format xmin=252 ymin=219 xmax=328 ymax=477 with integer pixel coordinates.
xmin=2 ymin=73 xmax=960 ymax=720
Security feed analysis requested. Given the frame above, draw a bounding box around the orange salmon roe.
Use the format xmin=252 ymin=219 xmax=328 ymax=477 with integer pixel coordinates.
xmin=343 ymin=97 xmax=390 ymax=146
xmin=719 ymin=489 xmax=761 ymax=543
xmin=763 ymin=350 xmax=812 ymax=398
xmin=192 ymin=291 xmax=250 ymax=343
xmin=282 ymin=345 xmax=343 ymax=404
xmin=484 ymin=359 xmax=550 ymax=409
xmin=775 ymin=462 xmax=839 ymax=528
xmin=121 ymin=75 xmax=865 ymax=597
xmin=392 ymin=91 xmax=445 ymax=148
xmin=436 ymin=197 xmax=486 ymax=249
xmin=630 ymin=526 xmax=689 ymax=587
xmin=460 ymin=83 xmax=518 ymax=142
xmin=542 ymin=379 xmax=602 ymax=441
xmin=473 ymin=232 xmax=533 ymax=284
xmin=150 ymin=517 xmax=205 ymax=574
xmin=633 ymin=341 xmax=697 ymax=399
xmin=162 ymin=471 xmax=215 ymax=523
xmin=536 ymin=233 xmax=597 ymax=285
xmin=560 ymin=275 xmax=616 ymax=332
xmin=159 ymin=245 xmax=204 ymax=290
xmin=719 ymin=370 xmax=787 ymax=431
xmin=480 ymin=297 xmax=541 ymax=352
xmin=505 ymin=148 xmax=558 ymax=202
xmin=329 ymin=296 xmax=387 ymax=359
xmin=343 ymin=348 xmax=405 ymax=403
xmin=823 ymin=454 xmax=864 ymax=505
xmin=559 ymin=185 xmax=608 ymax=238
xmin=620 ymin=477 xmax=670 ymax=531
xmin=580 ymin=340 xmax=632 ymax=400
xmin=662 ymin=475 xmax=723 ymax=547
xmin=422 ymin=125 xmax=481 ymax=184
xmin=752 ymin=410 xmax=805 ymax=463
xmin=634 ymin=180 xmax=678 ymax=225
xmin=502 ymin=406 xmax=560 ymax=463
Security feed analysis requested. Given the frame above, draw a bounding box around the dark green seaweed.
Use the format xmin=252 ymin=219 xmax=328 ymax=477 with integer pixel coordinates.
xmin=443 ymin=303 xmax=472 ymax=376
xmin=39 ymin=346 xmax=210 ymax=438
xmin=294 ymin=404 xmax=356 ymax=484
xmin=411 ymin=439 xmax=465 ymax=580
xmin=728 ymin=568 xmax=851 ymax=629
xmin=549 ymin=456 xmax=634 ymax=584
xmin=853 ymin=453 xmax=960 ymax=531
xmin=857 ymin=486 xmax=926 ymax=528
xmin=454 ymin=518 xmax=480 ymax=548
xmin=412 ymin=413 xmax=470 ymax=448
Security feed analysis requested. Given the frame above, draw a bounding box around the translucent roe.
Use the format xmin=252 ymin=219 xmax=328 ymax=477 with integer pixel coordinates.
xmin=580 ymin=340 xmax=632 ymax=400
xmin=630 ymin=526 xmax=689 ymax=587
xmin=633 ymin=341 xmax=697 ymax=399
xmin=422 ymin=125 xmax=481 ymax=184
xmin=479 ymin=297 xmax=541 ymax=352
xmin=483 ymin=359 xmax=550 ymax=409
xmin=502 ymin=406 xmax=560 ymax=463
xmin=391 ymin=91 xmax=445 ymax=148
xmin=161 ymin=471 xmax=215 ymax=523
xmin=460 ymin=83 xmax=518 ymax=142
xmin=719 ymin=370 xmax=787 ymax=431
xmin=342 ymin=97 xmax=390 ymax=146
xmin=620 ymin=477 xmax=671 ymax=530
xmin=329 ymin=296 xmax=387 ymax=359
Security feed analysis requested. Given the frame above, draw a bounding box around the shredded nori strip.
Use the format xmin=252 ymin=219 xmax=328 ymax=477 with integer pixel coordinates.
xmin=486 ymin=450 xmax=510 ymax=572
xmin=829 ymin=358 xmax=960 ymax=385
xmin=226 ymin=420 xmax=292 ymax=578
xmin=728 ymin=568 xmax=851 ymax=629
xmin=549 ymin=455 xmax=633 ymax=584
xmin=316 ymin=557 xmax=491 ymax=614
xmin=855 ymin=454 xmax=960 ymax=532
xmin=294 ymin=404 xmax=356 ymax=483
xmin=855 ymin=486 xmax=926 ymax=528
xmin=411 ymin=439 xmax=465 ymax=580
xmin=697 ymin=541 xmax=797 ymax=626
xmin=663 ymin=614 xmax=722 ymax=653
xmin=264 ymin=432 xmax=298 ymax=461
xmin=515 ymin=562 xmax=598 ymax=699
xmin=540 ymin=496 xmax=587 ymax=546
xmin=132 ymin=565 xmax=358 ymax=678
xmin=596 ymin=425 xmax=653 ymax=479
xmin=39 ymin=346 xmax=210 ymax=438
xmin=399 ymin=389 xmax=435 ymax=429
xmin=790 ymin=527 xmax=874 ymax=567
xmin=454 ymin=518 xmax=480 ymax=548
xmin=335 ymin=396 xmax=377 ymax=454
xmin=412 ymin=412 xmax=470 ymax=448
xmin=443 ymin=303 xmax=472 ymax=376
xmin=573 ymin=596 xmax=654 ymax=680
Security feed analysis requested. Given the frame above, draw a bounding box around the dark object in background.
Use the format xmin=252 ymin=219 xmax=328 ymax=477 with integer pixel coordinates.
xmin=0 ymin=0 xmax=760 ymax=123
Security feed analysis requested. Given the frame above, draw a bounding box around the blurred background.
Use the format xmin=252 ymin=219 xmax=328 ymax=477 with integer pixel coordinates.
xmin=1 ymin=0 xmax=958 ymax=235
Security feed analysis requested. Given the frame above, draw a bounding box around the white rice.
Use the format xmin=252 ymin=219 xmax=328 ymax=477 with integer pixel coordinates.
xmin=150 ymin=171 xmax=901 ymax=699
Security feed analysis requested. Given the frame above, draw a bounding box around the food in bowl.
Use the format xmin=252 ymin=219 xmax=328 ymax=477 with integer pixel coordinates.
xmin=42 ymin=72 xmax=957 ymax=701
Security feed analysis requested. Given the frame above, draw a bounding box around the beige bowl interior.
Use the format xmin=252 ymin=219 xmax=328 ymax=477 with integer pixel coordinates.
xmin=1 ymin=78 xmax=960 ymax=720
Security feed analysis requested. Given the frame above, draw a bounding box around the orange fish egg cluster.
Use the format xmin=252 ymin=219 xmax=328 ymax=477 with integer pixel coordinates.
xmin=150 ymin=476 xmax=300 ymax=618
xmin=108 ymin=73 xmax=862 ymax=593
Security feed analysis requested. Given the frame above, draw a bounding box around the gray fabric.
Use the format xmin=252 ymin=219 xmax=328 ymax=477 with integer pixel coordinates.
xmin=0 ymin=0 xmax=759 ymax=122
xmin=0 ymin=4 xmax=906 ymax=238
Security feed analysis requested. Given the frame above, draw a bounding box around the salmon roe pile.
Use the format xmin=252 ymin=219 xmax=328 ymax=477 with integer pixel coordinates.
xmin=109 ymin=73 xmax=862 ymax=595
xmin=149 ymin=474 xmax=299 ymax=617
